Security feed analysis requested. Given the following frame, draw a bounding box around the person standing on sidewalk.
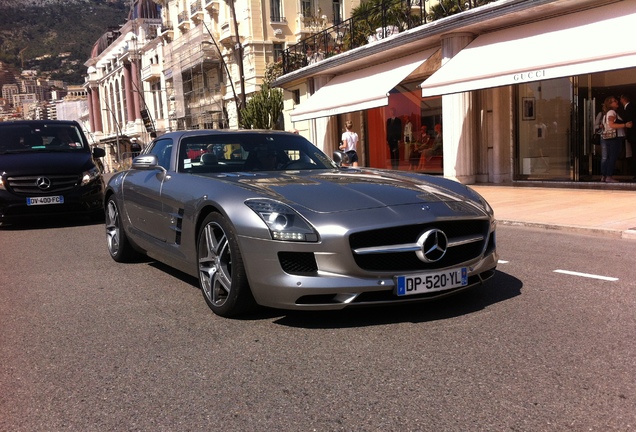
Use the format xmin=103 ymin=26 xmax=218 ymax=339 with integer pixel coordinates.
xmin=619 ymin=94 xmax=636 ymax=179
xmin=340 ymin=120 xmax=359 ymax=167
xmin=601 ymin=96 xmax=632 ymax=183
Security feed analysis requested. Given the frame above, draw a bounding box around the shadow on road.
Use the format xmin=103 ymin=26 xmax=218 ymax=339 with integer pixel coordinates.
xmin=0 ymin=214 xmax=105 ymax=230
xmin=142 ymin=260 xmax=522 ymax=328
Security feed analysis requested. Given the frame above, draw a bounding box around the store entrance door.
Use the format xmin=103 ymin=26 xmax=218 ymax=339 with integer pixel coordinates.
xmin=579 ymin=69 xmax=636 ymax=182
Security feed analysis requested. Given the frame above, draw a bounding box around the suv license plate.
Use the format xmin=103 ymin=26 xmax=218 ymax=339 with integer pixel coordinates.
xmin=27 ymin=196 xmax=64 ymax=206
xmin=396 ymin=268 xmax=468 ymax=296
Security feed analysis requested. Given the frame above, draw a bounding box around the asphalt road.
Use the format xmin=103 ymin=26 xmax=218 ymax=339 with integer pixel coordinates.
xmin=1 ymin=218 xmax=635 ymax=431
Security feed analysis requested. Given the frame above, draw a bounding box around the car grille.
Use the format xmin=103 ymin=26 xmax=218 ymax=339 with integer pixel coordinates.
xmin=6 ymin=174 xmax=80 ymax=195
xmin=350 ymin=220 xmax=491 ymax=272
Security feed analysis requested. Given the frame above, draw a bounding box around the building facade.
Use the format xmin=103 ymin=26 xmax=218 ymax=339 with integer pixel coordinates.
xmin=84 ymin=0 xmax=360 ymax=171
xmin=273 ymin=0 xmax=636 ymax=186
xmin=152 ymin=0 xmax=360 ymax=130
xmin=84 ymin=0 xmax=164 ymax=172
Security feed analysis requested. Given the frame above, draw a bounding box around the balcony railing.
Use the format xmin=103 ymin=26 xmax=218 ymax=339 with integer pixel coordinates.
xmin=190 ymin=2 xmax=202 ymax=14
xmin=190 ymin=1 xmax=204 ymax=21
xmin=204 ymin=0 xmax=219 ymax=13
xmin=159 ymin=21 xmax=174 ymax=34
xmin=282 ymin=0 xmax=496 ymax=74
xmin=270 ymin=14 xmax=286 ymax=23
xmin=177 ymin=11 xmax=190 ymax=30
xmin=141 ymin=63 xmax=162 ymax=82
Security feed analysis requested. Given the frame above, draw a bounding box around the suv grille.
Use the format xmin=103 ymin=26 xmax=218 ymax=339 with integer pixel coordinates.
xmin=350 ymin=220 xmax=490 ymax=272
xmin=6 ymin=174 xmax=80 ymax=195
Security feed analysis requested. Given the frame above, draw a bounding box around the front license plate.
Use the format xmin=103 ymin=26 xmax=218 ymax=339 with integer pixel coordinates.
xmin=27 ymin=196 xmax=64 ymax=206
xmin=396 ymin=267 xmax=468 ymax=296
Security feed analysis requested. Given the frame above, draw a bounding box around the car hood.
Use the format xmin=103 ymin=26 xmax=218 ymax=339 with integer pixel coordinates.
xmin=0 ymin=151 xmax=95 ymax=175
xmin=221 ymin=168 xmax=487 ymax=214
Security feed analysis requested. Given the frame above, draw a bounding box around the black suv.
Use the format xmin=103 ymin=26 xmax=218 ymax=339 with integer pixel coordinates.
xmin=0 ymin=120 xmax=106 ymax=224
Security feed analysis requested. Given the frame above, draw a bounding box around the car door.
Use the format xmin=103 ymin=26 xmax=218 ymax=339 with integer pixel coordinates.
xmin=122 ymin=137 xmax=173 ymax=242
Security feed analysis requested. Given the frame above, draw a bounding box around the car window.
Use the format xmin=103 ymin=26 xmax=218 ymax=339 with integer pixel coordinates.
xmin=147 ymin=138 xmax=173 ymax=170
xmin=0 ymin=123 xmax=87 ymax=154
xmin=178 ymin=133 xmax=335 ymax=173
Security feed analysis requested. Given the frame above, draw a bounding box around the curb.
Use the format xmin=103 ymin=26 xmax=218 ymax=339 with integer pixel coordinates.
xmin=497 ymin=220 xmax=633 ymax=240
xmin=623 ymin=230 xmax=636 ymax=240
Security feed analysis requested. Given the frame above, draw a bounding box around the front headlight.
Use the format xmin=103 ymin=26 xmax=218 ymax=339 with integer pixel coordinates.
xmin=81 ymin=167 xmax=100 ymax=186
xmin=0 ymin=174 xmax=5 ymax=191
xmin=245 ymin=199 xmax=319 ymax=242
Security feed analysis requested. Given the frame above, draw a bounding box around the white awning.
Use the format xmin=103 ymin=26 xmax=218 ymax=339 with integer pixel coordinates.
xmin=291 ymin=49 xmax=437 ymax=122
xmin=421 ymin=2 xmax=636 ymax=97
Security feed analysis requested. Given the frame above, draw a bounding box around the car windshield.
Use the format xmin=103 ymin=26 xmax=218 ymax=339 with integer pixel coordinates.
xmin=0 ymin=124 xmax=88 ymax=154
xmin=178 ymin=132 xmax=337 ymax=173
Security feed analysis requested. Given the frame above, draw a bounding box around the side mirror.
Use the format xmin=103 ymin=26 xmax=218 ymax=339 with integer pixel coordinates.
xmin=132 ymin=154 xmax=159 ymax=170
xmin=93 ymin=147 xmax=106 ymax=158
xmin=332 ymin=151 xmax=350 ymax=167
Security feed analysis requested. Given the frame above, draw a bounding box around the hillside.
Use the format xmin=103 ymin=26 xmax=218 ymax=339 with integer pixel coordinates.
xmin=0 ymin=0 xmax=129 ymax=84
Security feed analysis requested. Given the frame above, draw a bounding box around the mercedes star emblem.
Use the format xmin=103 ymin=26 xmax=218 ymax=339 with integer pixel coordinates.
xmin=415 ymin=229 xmax=448 ymax=263
xmin=36 ymin=177 xmax=52 ymax=190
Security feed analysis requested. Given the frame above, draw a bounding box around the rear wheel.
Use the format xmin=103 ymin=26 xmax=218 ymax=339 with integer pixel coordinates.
xmin=105 ymin=197 xmax=138 ymax=262
xmin=197 ymin=213 xmax=256 ymax=317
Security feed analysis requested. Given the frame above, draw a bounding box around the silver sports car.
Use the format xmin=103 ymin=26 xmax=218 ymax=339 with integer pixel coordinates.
xmin=105 ymin=130 xmax=497 ymax=317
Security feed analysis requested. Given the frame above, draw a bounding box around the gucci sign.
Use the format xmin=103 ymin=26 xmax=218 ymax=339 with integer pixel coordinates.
xmin=513 ymin=70 xmax=546 ymax=82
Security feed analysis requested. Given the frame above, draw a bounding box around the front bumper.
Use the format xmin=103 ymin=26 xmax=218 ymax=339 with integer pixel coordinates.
xmin=0 ymin=181 xmax=104 ymax=222
xmin=238 ymin=234 xmax=498 ymax=311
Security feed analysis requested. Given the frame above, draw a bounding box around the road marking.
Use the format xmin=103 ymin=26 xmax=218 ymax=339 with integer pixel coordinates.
xmin=553 ymin=269 xmax=618 ymax=282
xmin=498 ymin=260 xmax=509 ymax=264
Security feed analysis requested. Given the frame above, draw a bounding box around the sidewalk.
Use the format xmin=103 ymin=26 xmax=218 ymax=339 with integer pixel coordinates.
xmin=103 ymin=172 xmax=636 ymax=239
xmin=471 ymin=185 xmax=636 ymax=240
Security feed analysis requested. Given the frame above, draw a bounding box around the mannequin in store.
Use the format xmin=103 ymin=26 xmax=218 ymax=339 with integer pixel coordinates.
xmin=386 ymin=107 xmax=402 ymax=170
xmin=403 ymin=117 xmax=413 ymax=162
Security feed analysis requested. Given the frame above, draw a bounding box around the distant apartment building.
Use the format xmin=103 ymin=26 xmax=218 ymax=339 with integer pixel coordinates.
xmin=12 ymin=93 xmax=37 ymax=109
xmin=2 ymin=83 xmax=19 ymax=105
xmin=47 ymin=102 xmax=57 ymax=120
xmin=0 ymin=62 xmax=18 ymax=91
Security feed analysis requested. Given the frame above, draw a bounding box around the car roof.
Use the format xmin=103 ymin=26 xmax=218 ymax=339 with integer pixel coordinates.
xmin=0 ymin=120 xmax=81 ymax=127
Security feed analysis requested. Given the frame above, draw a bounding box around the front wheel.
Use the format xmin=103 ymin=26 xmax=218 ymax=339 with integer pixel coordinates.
xmin=197 ymin=213 xmax=256 ymax=317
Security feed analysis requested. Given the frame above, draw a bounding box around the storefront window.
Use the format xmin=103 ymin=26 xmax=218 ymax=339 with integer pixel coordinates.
xmin=366 ymin=82 xmax=443 ymax=173
xmin=516 ymin=78 xmax=572 ymax=180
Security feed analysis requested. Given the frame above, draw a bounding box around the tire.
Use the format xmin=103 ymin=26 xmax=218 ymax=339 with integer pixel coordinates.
xmin=197 ymin=213 xmax=257 ymax=317
xmin=105 ymin=196 xmax=138 ymax=263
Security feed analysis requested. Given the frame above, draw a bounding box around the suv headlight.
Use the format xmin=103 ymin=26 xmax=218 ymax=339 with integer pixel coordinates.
xmin=81 ymin=167 xmax=100 ymax=186
xmin=245 ymin=199 xmax=319 ymax=242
